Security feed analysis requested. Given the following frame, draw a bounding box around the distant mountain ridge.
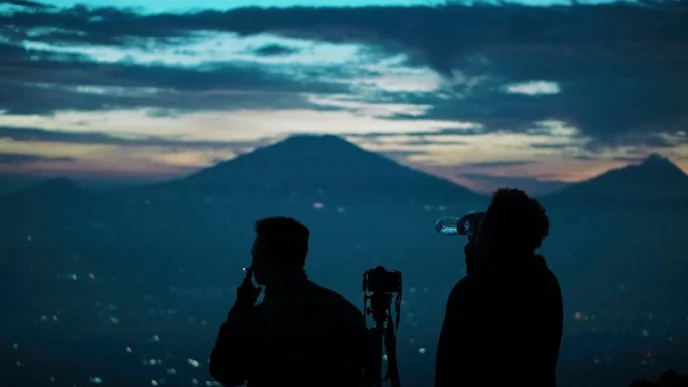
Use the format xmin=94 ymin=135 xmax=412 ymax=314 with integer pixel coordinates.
xmin=147 ymin=134 xmax=482 ymax=205
xmin=1 ymin=177 xmax=94 ymax=205
xmin=0 ymin=177 xmax=103 ymax=231
xmin=0 ymin=173 xmax=44 ymax=196
xmin=0 ymin=177 xmax=97 ymax=212
xmin=547 ymin=154 xmax=688 ymax=204
xmin=3 ymin=141 xmax=687 ymax=207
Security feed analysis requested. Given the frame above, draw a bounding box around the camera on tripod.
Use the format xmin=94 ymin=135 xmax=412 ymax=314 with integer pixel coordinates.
xmin=362 ymin=266 xmax=402 ymax=387
xmin=364 ymin=266 xmax=402 ymax=294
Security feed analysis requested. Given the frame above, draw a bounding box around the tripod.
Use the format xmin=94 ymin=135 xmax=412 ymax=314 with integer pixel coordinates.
xmin=364 ymin=284 xmax=401 ymax=387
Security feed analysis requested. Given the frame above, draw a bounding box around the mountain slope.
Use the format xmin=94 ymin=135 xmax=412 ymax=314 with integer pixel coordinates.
xmin=148 ymin=134 xmax=481 ymax=205
xmin=0 ymin=173 xmax=45 ymax=197
xmin=7 ymin=177 xmax=94 ymax=202
xmin=547 ymin=154 xmax=688 ymax=204
xmin=540 ymin=154 xmax=688 ymax=314
xmin=0 ymin=177 xmax=100 ymax=226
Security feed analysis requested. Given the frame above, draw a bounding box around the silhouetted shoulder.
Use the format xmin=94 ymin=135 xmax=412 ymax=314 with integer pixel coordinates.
xmin=541 ymin=261 xmax=563 ymax=316
xmin=535 ymin=256 xmax=562 ymax=295
xmin=545 ymin=264 xmax=560 ymax=286
xmin=449 ymin=276 xmax=477 ymax=298
xmin=309 ymin=280 xmax=364 ymax=319
xmin=451 ymin=276 xmax=476 ymax=293
xmin=545 ymin=267 xmax=561 ymax=293
xmin=445 ymin=276 xmax=477 ymax=312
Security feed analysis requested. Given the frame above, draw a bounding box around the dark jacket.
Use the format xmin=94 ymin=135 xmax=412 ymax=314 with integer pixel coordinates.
xmin=435 ymin=254 xmax=563 ymax=387
xmin=210 ymin=272 xmax=370 ymax=387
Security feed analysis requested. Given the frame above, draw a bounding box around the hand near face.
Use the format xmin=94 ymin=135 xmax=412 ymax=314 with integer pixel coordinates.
xmin=235 ymin=268 xmax=262 ymax=310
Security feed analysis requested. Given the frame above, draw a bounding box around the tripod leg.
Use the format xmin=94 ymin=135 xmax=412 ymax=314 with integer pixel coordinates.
xmin=368 ymin=325 xmax=384 ymax=387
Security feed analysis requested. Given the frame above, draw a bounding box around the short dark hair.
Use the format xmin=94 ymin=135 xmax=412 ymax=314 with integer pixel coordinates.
xmin=254 ymin=216 xmax=310 ymax=270
xmin=486 ymin=188 xmax=549 ymax=252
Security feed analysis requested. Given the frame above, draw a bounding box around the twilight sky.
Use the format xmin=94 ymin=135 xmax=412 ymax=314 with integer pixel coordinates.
xmin=0 ymin=0 xmax=687 ymax=194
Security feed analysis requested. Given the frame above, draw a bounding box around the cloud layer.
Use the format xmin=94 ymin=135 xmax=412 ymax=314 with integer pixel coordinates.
xmin=0 ymin=153 xmax=73 ymax=165
xmin=1 ymin=1 xmax=687 ymax=192
xmin=3 ymin=3 xmax=687 ymax=142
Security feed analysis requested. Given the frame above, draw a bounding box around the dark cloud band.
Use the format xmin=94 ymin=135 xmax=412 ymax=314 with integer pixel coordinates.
xmin=0 ymin=153 xmax=74 ymax=165
xmin=0 ymin=126 xmax=273 ymax=150
xmin=1 ymin=2 xmax=686 ymax=149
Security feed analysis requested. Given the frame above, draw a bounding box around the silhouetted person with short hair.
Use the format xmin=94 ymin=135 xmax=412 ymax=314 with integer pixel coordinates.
xmin=435 ymin=188 xmax=563 ymax=387
xmin=210 ymin=216 xmax=371 ymax=387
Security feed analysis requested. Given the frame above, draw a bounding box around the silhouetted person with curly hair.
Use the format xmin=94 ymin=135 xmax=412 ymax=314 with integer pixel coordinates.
xmin=209 ymin=216 xmax=372 ymax=387
xmin=436 ymin=188 xmax=563 ymax=387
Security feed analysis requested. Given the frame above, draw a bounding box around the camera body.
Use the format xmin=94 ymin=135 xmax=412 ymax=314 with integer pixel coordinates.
xmin=364 ymin=266 xmax=402 ymax=294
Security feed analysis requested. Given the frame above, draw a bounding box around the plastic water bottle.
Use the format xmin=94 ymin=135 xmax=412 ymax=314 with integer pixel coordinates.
xmin=436 ymin=212 xmax=485 ymax=237
xmin=436 ymin=217 xmax=461 ymax=236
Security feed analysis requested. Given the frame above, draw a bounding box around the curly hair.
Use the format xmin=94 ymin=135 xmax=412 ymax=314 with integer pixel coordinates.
xmin=486 ymin=188 xmax=549 ymax=252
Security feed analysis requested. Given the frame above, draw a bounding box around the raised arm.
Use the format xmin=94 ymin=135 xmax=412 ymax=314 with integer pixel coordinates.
xmin=209 ymin=302 xmax=259 ymax=387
